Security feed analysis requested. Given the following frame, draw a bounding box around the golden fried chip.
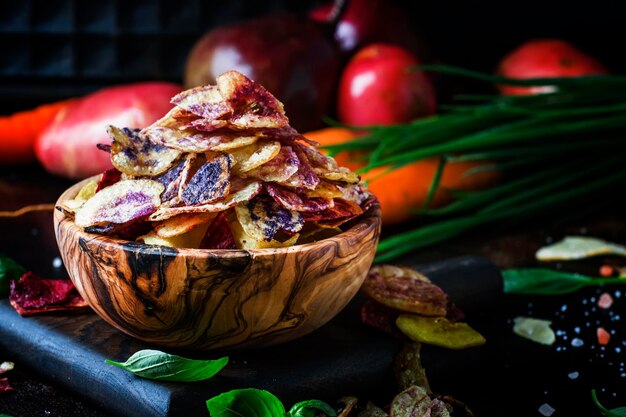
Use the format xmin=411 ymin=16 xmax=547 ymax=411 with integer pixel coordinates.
xmin=170 ymin=85 xmax=232 ymax=120
xmin=138 ymin=221 xmax=209 ymax=249
xmin=229 ymin=217 xmax=299 ymax=250
xmin=75 ymin=180 xmax=164 ymax=227
xmin=153 ymin=212 xmax=215 ymax=238
xmin=230 ymin=140 xmax=281 ymax=174
xmin=242 ymin=145 xmax=299 ymax=183
xmin=318 ymin=167 xmax=361 ymax=184
xmin=234 ymin=196 xmax=304 ymax=242
xmin=108 ymin=126 xmax=182 ymax=176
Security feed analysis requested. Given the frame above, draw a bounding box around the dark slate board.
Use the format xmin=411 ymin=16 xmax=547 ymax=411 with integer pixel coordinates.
xmin=0 ymin=256 xmax=502 ymax=417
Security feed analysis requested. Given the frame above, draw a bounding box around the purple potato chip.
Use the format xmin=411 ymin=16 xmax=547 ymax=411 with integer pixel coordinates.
xmin=154 ymin=159 xmax=186 ymax=203
xmin=108 ymin=126 xmax=182 ymax=176
xmin=149 ymin=180 xmax=262 ymax=221
xmin=181 ymin=152 xmax=232 ymax=205
xmin=265 ymin=184 xmax=331 ymax=212
xmin=302 ymin=198 xmax=363 ymax=222
xmin=235 ymin=196 xmax=304 ymax=242
xmin=75 ymin=179 xmax=164 ymax=227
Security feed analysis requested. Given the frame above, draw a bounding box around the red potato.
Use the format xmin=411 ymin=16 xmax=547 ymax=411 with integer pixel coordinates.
xmin=497 ymin=39 xmax=608 ymax=95
xmin=35 ymin=83 xmax=182 ymax=179
xmin=337 ymin=43 xmax=436 ymax=126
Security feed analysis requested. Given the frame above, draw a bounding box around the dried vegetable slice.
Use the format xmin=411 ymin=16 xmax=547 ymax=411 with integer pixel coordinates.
xmin=396 ymin=315 xmax=486 ymax=350
xmin=67 ymin=70 xmax=374 ymax=249
xmin=96 ymin=168 xmax=122 ymax=192
xmin=0 ymin=377 xmax=13 ymax=394
xmin=235 ymin=196 xmax=304 ymax=242
xmin=242 ymin=145 xmax=300 ymax=182
xmin=75 ymin=180 xmax=164 ymax=227
xmin=9 ymin=272 xmax=89 ymax=316
xmin=109 ymin=126 xmax=181 ymax=176
xmin=362 ymin=265 xmax=448 ymax=317
xmin=180 ymin=152 xmax=232 ymax=205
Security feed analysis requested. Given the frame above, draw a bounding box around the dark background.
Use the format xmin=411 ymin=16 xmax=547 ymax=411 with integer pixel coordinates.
xmin=2 ymin=0 xmax=625 ymax=113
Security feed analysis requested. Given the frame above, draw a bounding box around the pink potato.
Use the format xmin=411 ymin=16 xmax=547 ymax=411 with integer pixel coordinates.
xmin=35 ymin=82 xmax=182 ymax=179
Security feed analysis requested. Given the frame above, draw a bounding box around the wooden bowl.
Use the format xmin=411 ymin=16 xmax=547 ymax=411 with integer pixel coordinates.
xmin=54 ymin=177 xmax=381 ymax=350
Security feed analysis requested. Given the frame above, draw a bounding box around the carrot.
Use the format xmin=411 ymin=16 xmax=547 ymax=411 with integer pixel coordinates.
xmin=0 ymin=100 xmax=73 ymax=164
xmin=305 ymin=127 xmax=501 ymax=225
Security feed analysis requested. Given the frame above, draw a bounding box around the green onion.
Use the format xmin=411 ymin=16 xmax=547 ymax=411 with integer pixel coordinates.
xmin=352 ymin=68 xmax=626 ymax=261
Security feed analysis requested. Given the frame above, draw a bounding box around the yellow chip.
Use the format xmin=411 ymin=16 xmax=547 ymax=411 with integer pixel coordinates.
xmin=230 ymin=140 xmax=281 ymax=174
xmin=230 ymin=217 xmax=299 ymax=250
xmin=318 ymin=167 xmax=361 ymax=184
xmin=210 ymin=135 xmax=258 ymax=151
xmin=60 ymin=180 xmax=99 ymax=214
xmin=396 ymin=314 xmax=486 ymax=350
xmin=153 ymin=212 xmax=216 ymax=238
xmin=137 ymin=221 xmax=209 ymax=249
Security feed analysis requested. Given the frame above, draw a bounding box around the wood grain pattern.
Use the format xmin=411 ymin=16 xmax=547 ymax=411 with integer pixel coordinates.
xmin=54 ymin=178 xmax=381 ymax=350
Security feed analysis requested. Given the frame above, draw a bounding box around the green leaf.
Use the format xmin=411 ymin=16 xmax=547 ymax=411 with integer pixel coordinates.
xmin=592 ymin=389 xmax=626 ymax=416
xmin=502 ymin=269 xmax=624 ymax=295
xmin=287 ymin=400 xmax=337 ymax=417
xmin=105 ymin=349 xmax=228 ymax=382
xmin=0 ymin=256 xmax=26 ymax=298
xmin=206 ymin=388 xmax=285 ymax=417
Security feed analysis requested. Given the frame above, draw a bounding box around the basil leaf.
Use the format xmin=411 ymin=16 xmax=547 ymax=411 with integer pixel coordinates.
xmin=0 ymin=256 xmax=26 ymax=298
xmin=105 ymin=349 xmax=228 ymax=382
xmin=288 ymin=399 xmax=337 ymax=417
xmin=592 ymin=389 xmax=626 ymax=416
xmin=503 ymin=268 xmax=593 ymax=295
xmin=206 ymin=388 xmax=285 ymax=417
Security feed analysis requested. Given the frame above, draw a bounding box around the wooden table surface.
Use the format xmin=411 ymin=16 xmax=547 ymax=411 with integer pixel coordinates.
xmin=1 ymin=164 xmax=625 ymax=417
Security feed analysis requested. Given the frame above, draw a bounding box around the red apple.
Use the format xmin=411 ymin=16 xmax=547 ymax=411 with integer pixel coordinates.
xmin=35 ymin=82 xmax=182 ymax=179
xmin=497 ymin=39 xmax=608 ymax=95
xmin=309 ymin=0 xmax=419 ymax=54
xmin=337 ymin=43 xmax=436 ymax=126
xmin=184 ymin=12 xmax=341 ymax=132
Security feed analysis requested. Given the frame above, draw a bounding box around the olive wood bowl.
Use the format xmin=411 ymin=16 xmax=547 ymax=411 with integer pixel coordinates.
xmin=54 ymin=177 xmax=381 ymax=350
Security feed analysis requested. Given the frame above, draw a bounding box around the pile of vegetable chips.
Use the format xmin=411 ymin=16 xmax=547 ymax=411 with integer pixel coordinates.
xmin=59 ymin=71 xmax=373 ymax=249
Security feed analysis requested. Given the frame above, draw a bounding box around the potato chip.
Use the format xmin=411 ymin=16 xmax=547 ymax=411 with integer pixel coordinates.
xmin=200 ymin=213 xmax=237 ymax=249
xmin=235 ymin=196 xmax=304 ymax=242
xmin=242 ymin=145 xmax=299 ymax=183
xmin=75 ymin=179 xmax=164 ymax=227
xmin=303 ymin=180 xmax=344 ymax=199
xmin=230 ymin=140 xmax=281 ymax=174
xmin=265 ymin=184 xmax=331 ymax=212
xmin=338 ymin=183 xmax=369 ymax=205
xmin=230 ymin=213 xmax=299 ymax=249
xmin=154 ymin=212 xmax=215 ymax=238
xmin=138 ymin=221 xmax=209 ymax=249
xmin=390 ymin=385 xmax=451 ymax=416
xmin=170 ymin=85 xmax=232 ymax=120
xmin=149 ymin=181 xmax=262 ymax=221
xmin=152 ymin=106 xmax=197 ymax=130
xmin=295 ymin=141 xmax=338 ymax=172
xmin=216 ymin=71 xmax=288 ymax=129
xmin=208 ymin=135 xmax=258 ymax=151
xmin=318 ymin=166 xmax=361 ymax=184
xmin=108 ymin=126 xmax=182 ymax=176
xmin=154 ymin=159 xmax=186 ymax=203
xmin=180 ymin=152 xmax=232 ymax=205
xmin=396 ymin=314 xmax=486 ymax=350
xmin=281 ymin=143 xmax=320 ymax=189
xmin=60 ymin=179 xmax=99 ymax=214
xmin=536 ymin=236 xmax=626 ymax=261
xmin=361 ymin=265 xmax=448 ymax=317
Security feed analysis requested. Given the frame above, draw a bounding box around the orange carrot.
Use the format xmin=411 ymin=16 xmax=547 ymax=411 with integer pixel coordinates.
xmin=305 ymin=127 xmax=501 ymax=225
xmin=0 ymin=100 xmax=73 ymax=164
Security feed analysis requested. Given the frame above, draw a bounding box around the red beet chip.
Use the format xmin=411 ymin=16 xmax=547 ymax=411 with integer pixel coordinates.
xmin=9 ymin=272 xmax=89 ymax=316
xmin=302 ymin=198 xmax=363 ymax=223
xmin=361 ymin=265 xmax=448 ymax=317
xmin=96 ymin=168 xmax=122 ymax=192
xmin=266 ymin=184 xmax=332 ymax=213
xmin=200 ymin=213 xmax=237 ymax=250
xmin=361 ymin=297 xmax=405 ymax=339
xmin=0 ymin=377 xmax=13 ymax=394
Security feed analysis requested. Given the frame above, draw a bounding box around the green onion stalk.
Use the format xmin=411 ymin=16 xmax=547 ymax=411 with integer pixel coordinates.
xmin=325 ymin=66 xmax=626 ymax=262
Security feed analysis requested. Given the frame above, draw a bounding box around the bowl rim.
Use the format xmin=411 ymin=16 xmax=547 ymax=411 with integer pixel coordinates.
xmin=55 ymin=175 xmax=381 ymax=257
